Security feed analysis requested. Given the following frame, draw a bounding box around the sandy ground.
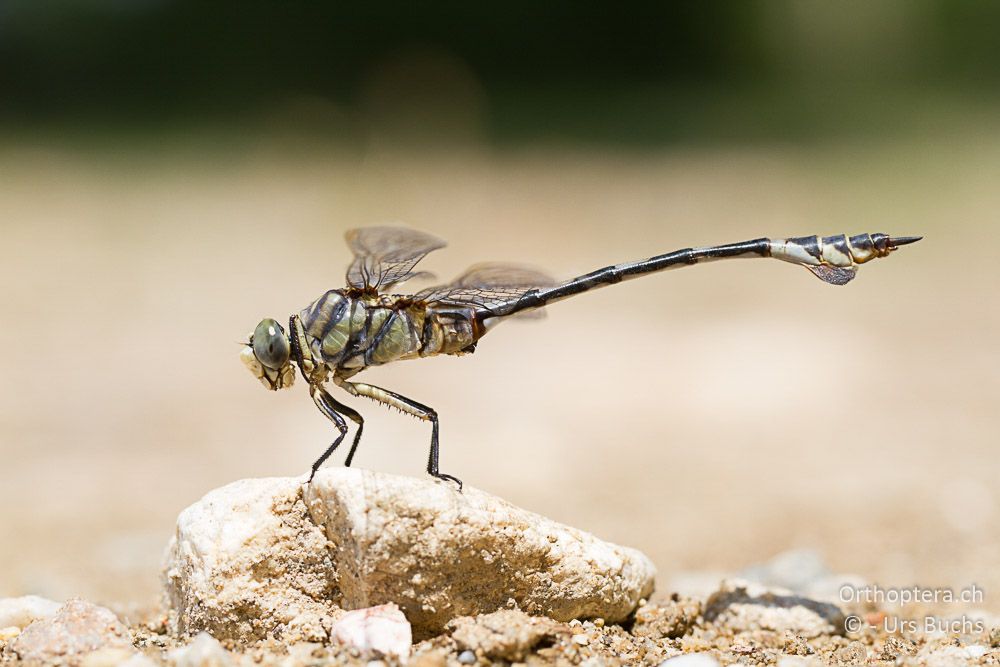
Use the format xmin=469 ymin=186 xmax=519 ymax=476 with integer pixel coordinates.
xmin=0 ymin=129 xmax=997 ymax=621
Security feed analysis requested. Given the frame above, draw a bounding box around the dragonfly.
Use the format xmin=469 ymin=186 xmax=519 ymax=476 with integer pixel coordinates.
xmin=241 ymin=227 xmax=920 ymax=489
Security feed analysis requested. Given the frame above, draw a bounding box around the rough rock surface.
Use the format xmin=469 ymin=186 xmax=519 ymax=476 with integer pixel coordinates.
xmin=305 ymin=468 xmax=656 ymax=636
xmin=632 ymin=596 xmax=702 ymax=640
xmin=163 ymin=468 xmax=656 ymax=639
xmin=162 ymin=477 xmax=339 ymax=642
xmin=8 ymin=599 xmax=133 ymax=666
xmin=447 ymin=609 xmax=566 ymax=661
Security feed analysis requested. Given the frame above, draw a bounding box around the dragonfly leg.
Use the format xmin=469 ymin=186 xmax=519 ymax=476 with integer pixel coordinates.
xmin=336 ymin=379 xmax=463 ymax=491
xmin=308 ymin=384 xmax=350 ymax=482
xmin=330 ymin=397 xmax=364 ymax=467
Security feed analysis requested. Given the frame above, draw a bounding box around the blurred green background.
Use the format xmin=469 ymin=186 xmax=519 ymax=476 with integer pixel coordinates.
xmin=4 ymin=0 xmax=1000 ymax=146
xmin=1 ymin=1 xmax=998 ymax=613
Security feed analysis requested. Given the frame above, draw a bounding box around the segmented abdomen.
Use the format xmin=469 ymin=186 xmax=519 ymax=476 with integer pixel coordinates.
xmin=299 ymin=290 xmax=423 ymax=371
xmin=770 ymin=233 xmax=889 ymax=267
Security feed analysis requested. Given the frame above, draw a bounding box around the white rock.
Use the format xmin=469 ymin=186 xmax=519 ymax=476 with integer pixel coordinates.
xmin=657 ymin=653 xmax=721 ymax=666
xmin=703 ymin=579 xmax=845 ymax=638
xmin=0 ymin=595 xmax=62 ymax=629
xmin=163 ymin=468 xmax=656 ymax=639
xmin=168 ymin=632 xmax=233 ymax=667
xmin=306 ymin=468 xmax=655 ymax=635
xmin=330 ymin=603 xmax=411 ymax=659
xmin=162 ymin=478 xmax=338 ymax=642
xmin=9 ymin=599 xmax=133 ymax=664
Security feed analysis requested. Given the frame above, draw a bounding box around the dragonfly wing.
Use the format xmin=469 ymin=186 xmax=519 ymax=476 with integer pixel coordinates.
xmin=450 ymin=262 xmax=556 ymax=289
xmin=416 ymin=262 xmax=556 ymax=317
xmin=345 ymin=226 xmax=447 ymax=292
xmin=805 ymin=264 xmax=857 ymax=285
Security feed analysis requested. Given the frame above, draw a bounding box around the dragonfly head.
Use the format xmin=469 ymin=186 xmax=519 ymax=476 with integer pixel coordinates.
xmin=241 ymin=318 xmax=295 ymax=390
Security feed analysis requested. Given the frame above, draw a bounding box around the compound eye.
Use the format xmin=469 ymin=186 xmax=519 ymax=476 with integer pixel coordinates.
xmin=253 ymin=318 xmax=290 ymax=370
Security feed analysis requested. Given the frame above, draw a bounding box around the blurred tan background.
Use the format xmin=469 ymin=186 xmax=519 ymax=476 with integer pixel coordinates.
xmin=1 ymin=1 xmax=998 ymax=613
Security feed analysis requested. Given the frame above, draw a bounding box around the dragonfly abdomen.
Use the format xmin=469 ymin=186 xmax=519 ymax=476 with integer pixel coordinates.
xmin=418 ymin=304 xmax=480 ymax=357
xmin=488 ymin=232 xmax=918 ymax=318
xmin=770 ymin=233 xmax=890 ymax=267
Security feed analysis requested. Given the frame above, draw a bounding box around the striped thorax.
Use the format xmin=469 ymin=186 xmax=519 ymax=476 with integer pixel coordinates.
xmin=295 ymin=290 xmax=481 ymax=379
xmin=300 ymin=290 xmax=423 ymax=373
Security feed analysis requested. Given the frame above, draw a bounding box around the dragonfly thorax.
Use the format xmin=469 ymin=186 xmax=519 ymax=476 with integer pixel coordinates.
xmin=298 ymin=290 xmax=427 ymax=375
xmin=292 ymin=288 xmax=488 ymax=378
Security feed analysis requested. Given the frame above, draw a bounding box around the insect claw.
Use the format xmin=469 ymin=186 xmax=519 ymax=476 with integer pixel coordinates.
xmin=889 ymin=236 xmax=922 ymax=248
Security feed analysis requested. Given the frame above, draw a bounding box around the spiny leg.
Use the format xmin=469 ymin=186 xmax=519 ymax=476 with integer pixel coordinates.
xmin=336 ymin=378 xmax=462 ymax=490
xmin=323 ymin=393 xmax=365 ymax=467
xmin=308 ymin=384 xmax=349 ymax=482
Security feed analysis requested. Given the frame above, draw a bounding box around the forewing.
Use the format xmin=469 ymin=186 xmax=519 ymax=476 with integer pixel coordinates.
xmin=416 ymin=262 xmax=556 ymax=317
xmin=345 ymin=226 xmax=446 ymax=292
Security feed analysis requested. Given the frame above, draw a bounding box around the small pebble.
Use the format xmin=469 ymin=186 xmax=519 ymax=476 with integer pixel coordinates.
xmin=457 ymin=649 xmax=476 ymax=664
xmin=168 ymin=632 xmax=232 ymax=667
xmin=572 ymin=633 xmax=589 ymax=645
xmin=330 ymin=603 xmax=412 ymax=659
xmin=964 ymin=645 xmax=988 ymax=659
xmin=776 ymin=658 xmax=814 ymax=667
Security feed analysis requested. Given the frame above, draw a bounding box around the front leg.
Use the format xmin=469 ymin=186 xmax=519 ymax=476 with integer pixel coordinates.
xmin=324 ymin=392 xmax=365 ymax=467
xmin=308 ymin=384 xmax=349 ymax=482
xmin=335 ymin=378 xmax=463 ymax=490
